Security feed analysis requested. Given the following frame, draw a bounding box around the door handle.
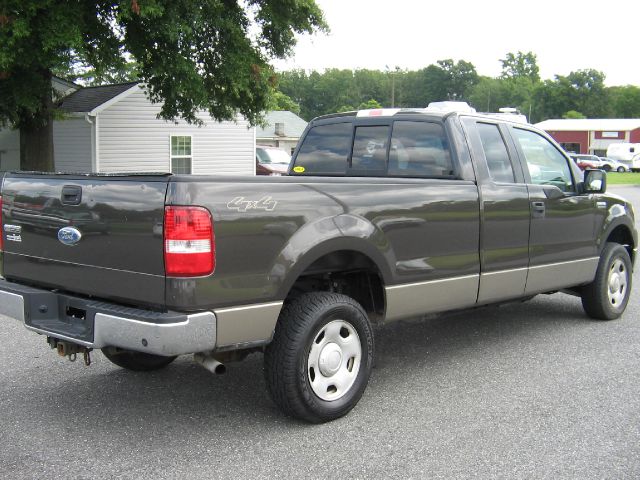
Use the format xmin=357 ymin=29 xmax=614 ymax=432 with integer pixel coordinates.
xmin=531 ymin=201 xmax=545 ymax=218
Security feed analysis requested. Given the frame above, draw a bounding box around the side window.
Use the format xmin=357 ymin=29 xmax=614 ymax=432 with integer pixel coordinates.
xmin=350 ymin=126 xmax=389 ymax=174
xmin=388 ymin=121 xmax=453 ymax=177
xmin=477 ymin=123 xmax=515 ymax=183
xmin=292 ymin=123 xmax=352 ymax=175
xmin=512 ymin=128 xmax=574 ymax=192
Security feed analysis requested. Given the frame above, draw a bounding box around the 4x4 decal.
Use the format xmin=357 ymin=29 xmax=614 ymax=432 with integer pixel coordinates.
xmin=227 ymin=196 xmax=277 ymax=212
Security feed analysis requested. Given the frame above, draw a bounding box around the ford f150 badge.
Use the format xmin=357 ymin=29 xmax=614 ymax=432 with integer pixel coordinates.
xmin=58 ymin=227 xmax=82 ymax=246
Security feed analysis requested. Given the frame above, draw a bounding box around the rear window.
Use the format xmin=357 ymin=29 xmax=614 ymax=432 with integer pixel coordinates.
xmin=292 ymin=119 xmax=453 ymax=178
xmin=388 ymin=121 xmax=453 ymax=177
xmin=293 ymin=123 xmax=352 ymax=175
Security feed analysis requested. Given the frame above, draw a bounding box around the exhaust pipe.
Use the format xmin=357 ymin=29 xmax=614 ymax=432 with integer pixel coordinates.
xmin=194 ymin=352 xmax=226 ymax=375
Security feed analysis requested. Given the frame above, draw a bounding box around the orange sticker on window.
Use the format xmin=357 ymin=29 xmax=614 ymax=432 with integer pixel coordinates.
xmin=293 ymin=166 xmax=305 ymax=173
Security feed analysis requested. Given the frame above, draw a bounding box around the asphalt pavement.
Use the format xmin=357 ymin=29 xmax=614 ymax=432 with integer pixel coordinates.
xmin=1 ymin=186 xmax=640 ymax=479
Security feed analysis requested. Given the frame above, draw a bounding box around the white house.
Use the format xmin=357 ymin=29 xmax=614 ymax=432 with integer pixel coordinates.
xmin=0 ymin=81 xmax=256 ymax=175
xmin=256 ymin=110 xmax=308 ymax=155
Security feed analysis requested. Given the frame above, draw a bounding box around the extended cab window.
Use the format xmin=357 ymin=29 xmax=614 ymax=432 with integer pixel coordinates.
xmin=350 ymin=126 xmax=389 ymax=174
xmin=293 ymin=123 xmax=352 ymax=175
xmin=477 ymin=123 xmax=515 ymax=183
xmin=512 ymin=128 xmax=574 ymax=192
xmin=388 ymin=121 xmax=453 ymax=177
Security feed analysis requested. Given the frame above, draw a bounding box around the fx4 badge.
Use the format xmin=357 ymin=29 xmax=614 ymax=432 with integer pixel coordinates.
xmin=227 ymin=196 xmax=277 ymax=212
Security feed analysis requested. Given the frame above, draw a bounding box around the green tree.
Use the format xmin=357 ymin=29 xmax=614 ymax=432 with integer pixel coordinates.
xmin=436 ymin=59 xmax=479 ymax=100
xmin=562 ymin=110 xmax=586 ymax=119
xmin=269 ymin=91 xmax=301 ymax=115
xmin=357 ymin=99 xmax=382 ymax=110
xmin=0 ymin=0 xmax=326 ymax=171
xmin=500 ymin=51 xmax=540 ymax=82
xmin=534 ymin=69 xmax=609 ymax=120
xmin=608 ymin=85 xmax=640 ymax=118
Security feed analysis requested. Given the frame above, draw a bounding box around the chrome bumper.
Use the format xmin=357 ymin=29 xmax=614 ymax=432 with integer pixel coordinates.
xmin=0 ymin=284 xmax=216 ymax=357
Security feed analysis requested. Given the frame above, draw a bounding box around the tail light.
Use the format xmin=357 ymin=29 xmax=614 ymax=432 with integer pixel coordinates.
xmin=0 ymin=196 xmax=3 ymax=252
xmin=164 ymin=206 xmax=215 ymax=277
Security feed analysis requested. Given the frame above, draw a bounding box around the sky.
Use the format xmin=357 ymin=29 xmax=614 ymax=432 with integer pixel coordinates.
xmin=273 ymin=0 xmax=640 ymax=87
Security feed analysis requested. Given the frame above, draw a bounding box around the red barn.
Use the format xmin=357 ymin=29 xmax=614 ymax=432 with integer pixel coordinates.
xmin=535 ymin=119 xmax=640 ymax=156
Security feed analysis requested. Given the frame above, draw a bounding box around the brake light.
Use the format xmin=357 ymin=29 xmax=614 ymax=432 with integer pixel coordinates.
xmin=164 ymin=206 xmax=215 ymax=277
xmin=0 ymin=196 xmax=3 ymax=251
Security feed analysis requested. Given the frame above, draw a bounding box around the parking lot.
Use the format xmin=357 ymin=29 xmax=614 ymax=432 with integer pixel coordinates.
xmin=1 ymin=186 xmax=639 ymax=479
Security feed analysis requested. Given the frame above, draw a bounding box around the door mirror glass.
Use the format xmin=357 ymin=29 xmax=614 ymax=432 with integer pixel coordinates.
xmin=584 ymin=169 xmax=606 ymax=193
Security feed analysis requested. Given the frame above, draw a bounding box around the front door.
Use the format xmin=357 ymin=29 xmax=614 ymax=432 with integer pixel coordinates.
xmin=508 ymin=126 xmax=599 ymax=294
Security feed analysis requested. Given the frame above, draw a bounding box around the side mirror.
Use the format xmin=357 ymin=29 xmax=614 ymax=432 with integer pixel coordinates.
xmin=583 ymin=169 xmax=606 ymax=194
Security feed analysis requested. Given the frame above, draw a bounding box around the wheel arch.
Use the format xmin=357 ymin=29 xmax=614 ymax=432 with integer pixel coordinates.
xmin=276 ymin=237 xmax=391 ymax=323
xmin=604 ymin=223 xmax=636 ymax=264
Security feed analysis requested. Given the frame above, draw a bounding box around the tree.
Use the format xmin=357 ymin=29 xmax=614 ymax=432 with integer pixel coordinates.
xmin=500 ymin=51 xmax=540 ymax=82
xmin=534 ymin=69 xmax=609 ymax=120
xmin=562 ymin=110 xmax=586 ymax=119
xmin=436 ymin=59 xmax=479 ymax=100
xmin=269 ymin=91 xmax=301 ymax=115
xmin=0 ymin=0 xmax=326 ymax=170
xmin=357 ymin=99 xmax=382 ymax=110
xmin=608 ymin=85 xmax=640 ymax=118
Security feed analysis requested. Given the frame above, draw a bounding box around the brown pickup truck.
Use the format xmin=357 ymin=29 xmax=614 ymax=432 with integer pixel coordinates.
xmin=0 ymin=107 xmax=636 ymax=422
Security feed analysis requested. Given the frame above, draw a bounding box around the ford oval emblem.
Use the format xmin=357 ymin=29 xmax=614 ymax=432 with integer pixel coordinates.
xmin=58 ymin=227 xmax=82 ymax=246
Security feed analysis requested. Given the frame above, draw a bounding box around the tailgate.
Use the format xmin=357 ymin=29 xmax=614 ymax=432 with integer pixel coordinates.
xmin=1 ymin=173 xmax=169 ymax=308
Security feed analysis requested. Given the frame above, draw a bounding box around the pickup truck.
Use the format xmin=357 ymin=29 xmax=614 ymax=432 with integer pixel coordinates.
xmin=0 ymin=108 xmax=636 ymax=423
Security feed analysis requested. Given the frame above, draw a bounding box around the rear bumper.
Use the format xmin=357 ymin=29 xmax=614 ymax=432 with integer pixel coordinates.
xmin=0 ymin=279 xmax=216 ymax=356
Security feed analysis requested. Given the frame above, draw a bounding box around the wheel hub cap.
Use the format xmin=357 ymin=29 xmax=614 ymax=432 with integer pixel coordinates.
xmin=307 ymin=319 xmax=362 ymax=401
xmin=607 ymin=258 xmax=627 ymax=306
xmin=319 ymin=343 xmax=343 ymax=376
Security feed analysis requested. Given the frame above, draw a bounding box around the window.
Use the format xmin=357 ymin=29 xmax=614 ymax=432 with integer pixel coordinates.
xmin=512 ymin=128 xmax=573 ymax=192
xmin=292 ymin=123 xmax=352 ymax=175
xmin=350 ymin=126 xmax=389 ymax=174
xmin=171 ymin=136 xmax=192 ymax=174
xmin=388 ymin=121 xmax=453 ymax=177
xmin=560 ymin=142 xmax=580 ymax=154
xmin=477 ymin=123 xmax=515 ymax=183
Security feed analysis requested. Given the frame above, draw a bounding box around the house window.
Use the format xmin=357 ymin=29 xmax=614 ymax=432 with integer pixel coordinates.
xmin=171 ymin=136 xmax=192 ymax=174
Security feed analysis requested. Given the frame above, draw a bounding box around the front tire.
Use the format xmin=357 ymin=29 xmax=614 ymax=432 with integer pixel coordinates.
xmin=581 ymin=243 xmax=632 ymax=320
xmin=617 ymin=166 xmax=626 ymax=173
xmin=102 ymin=348 xmax=178 ymax=371
xmin=264 ymin=292 xmax=374 ymax=423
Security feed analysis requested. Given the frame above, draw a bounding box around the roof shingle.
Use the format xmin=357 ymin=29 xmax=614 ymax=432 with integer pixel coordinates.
xmin=59 ymin=82 xmax=139 ymax=113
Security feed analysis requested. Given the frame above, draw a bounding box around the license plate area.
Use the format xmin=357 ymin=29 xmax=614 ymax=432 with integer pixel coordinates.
xmin=25 ymin=293 xmax=95 ymax=343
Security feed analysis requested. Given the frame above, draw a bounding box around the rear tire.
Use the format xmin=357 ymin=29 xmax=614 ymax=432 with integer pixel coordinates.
xmin=617 ymin=166 xmax=625 ymax=173
xmin=102 ymin=348 xmax=177 ymax=371
xmin=581 ymin=243 xmax=632 ymax=320
xmin=264 ymin=292 xmax=374 ymax=423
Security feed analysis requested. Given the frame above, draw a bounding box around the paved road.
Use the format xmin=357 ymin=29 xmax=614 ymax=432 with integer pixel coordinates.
xmin=1 ymin=186 xmax=640 ymax=479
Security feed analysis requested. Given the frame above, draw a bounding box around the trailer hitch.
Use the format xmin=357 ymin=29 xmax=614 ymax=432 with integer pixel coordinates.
xmin=47 ymin=337 xmax=93 ymax=366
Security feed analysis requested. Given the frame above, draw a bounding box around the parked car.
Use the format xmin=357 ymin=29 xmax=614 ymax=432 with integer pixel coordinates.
xmin=256 ymin=145 xmax=291 ymax=175
xmin=570 ymin=154 xmax=600 ymax=171
xmin=598 ymin=157 xmax=629 ymax=173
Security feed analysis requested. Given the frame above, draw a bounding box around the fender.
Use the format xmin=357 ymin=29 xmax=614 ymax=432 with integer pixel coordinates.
xmin=596 ymin=200 xmax=637 ymax=257
xmin=268 ymin=213 xmax=394 ymax=300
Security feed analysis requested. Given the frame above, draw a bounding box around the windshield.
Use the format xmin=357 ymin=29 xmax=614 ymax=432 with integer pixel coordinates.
xmin=257 ymin=148 xmax=291 ymax=165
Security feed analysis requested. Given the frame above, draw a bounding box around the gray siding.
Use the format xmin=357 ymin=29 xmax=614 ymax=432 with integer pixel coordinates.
xmin=97 ymin=87 xmax=255 ymax=175
xmin=0 ymin=128 xmax=20 ymax=172
xmin=53 ymin=117 xmax=92 ymax=172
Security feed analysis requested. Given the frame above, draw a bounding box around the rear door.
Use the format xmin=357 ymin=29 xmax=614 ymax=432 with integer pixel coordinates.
xmin=1 ymin=173 xmax=169 ymax=308
xmin=461 ymin=117 xmax=531 ymax=303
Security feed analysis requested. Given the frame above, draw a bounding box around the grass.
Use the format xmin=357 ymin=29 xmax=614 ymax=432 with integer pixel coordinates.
xmin=606 ymin=172 xmax=640 ymax=185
